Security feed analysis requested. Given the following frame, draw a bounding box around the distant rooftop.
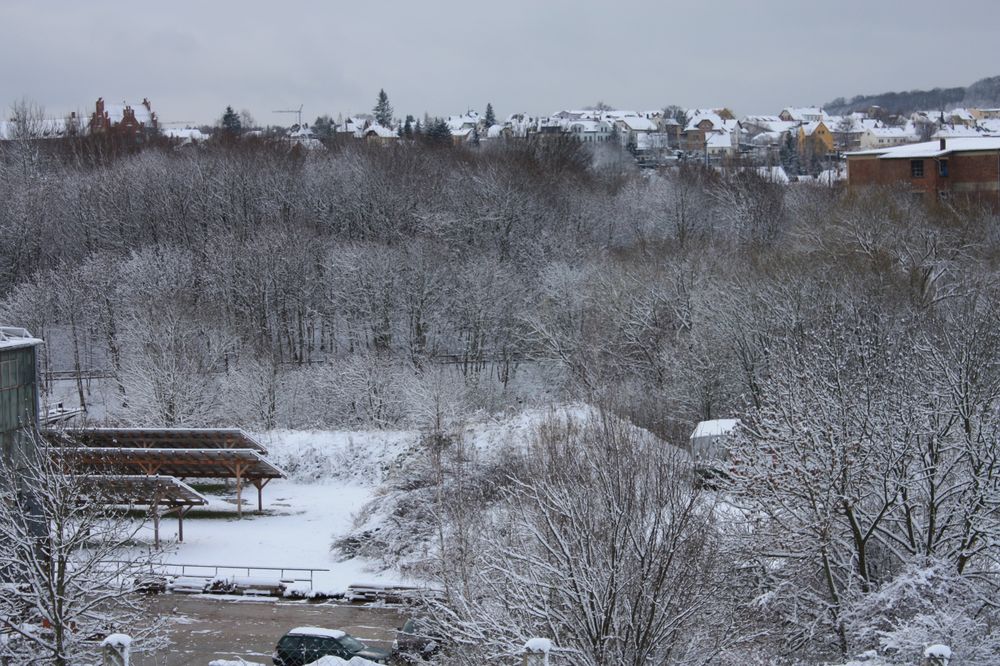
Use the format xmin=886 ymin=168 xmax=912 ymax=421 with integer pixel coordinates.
xmin=0 ymin=326 xmax=43 ymax=351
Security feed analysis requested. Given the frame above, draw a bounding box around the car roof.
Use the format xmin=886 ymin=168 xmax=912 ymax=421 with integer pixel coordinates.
xmin=287 ymin=626 xmax=347 ymax=639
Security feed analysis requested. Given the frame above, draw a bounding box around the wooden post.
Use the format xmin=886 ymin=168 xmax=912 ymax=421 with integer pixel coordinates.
xmin=234 ymin=463 xmax=245 ymax=519
xmin=252 ymin=478 xmax=272 ymax=513
xmin=177 ymin=506 xmax=188 ymax=542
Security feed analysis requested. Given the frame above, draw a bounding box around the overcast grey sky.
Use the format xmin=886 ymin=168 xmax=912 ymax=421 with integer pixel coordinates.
xmin=3 ymin=0 xmax=998 ymax=126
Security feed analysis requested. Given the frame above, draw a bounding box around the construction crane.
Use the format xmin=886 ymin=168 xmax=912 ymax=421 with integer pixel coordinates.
xmin=273 ymin=105 xmax=303 ymax=127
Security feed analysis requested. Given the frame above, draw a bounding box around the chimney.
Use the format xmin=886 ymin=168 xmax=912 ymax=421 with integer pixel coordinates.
xmin=939 ymin=138 xmax=946 ymax=151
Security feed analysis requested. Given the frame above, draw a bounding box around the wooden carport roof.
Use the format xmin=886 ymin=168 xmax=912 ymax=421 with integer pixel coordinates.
xmin=73 ymin=474 xmax=209 ymax=547
xmin=45 ymin=427 xmax=267 ymax=453
xmin=51 ymin=447 xmax=284 ymax=517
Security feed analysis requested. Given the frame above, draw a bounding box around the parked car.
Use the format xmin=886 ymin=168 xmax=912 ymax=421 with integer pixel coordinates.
xmin=391 ymin=618 xmax=440 ymax=663
xmin=273 ymin=626 xmax=391 ymax=665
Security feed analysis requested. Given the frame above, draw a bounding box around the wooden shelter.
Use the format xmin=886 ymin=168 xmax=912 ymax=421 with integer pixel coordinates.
xmin=75 ymin=474 xmax=209 ymax=547
xmin=49 ymin=438 xmax=285 ymax=518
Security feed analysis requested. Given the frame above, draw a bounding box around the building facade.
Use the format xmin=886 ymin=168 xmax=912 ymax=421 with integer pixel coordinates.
xmin=0 ymin=327 xmax=42 ymax=464
xmin=847 ymin=138 xmax=1000 ymax=208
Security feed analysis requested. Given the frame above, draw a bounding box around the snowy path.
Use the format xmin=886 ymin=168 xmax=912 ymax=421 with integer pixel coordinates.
xmin=137 ymin=479 xmax=406 ymax=593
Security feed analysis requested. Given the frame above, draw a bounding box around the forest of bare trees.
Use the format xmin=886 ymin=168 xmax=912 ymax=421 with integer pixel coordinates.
xmin=2 ymin=132 xmax=1000 ymax=663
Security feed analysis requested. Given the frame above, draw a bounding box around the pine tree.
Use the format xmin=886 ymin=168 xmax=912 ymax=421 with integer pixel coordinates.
xmin=373 ymin=89 xmax=393 ymax=127
xmin=220 ymin=105 xmax=242 ymax=138
xmin=423 ymin=117 xmax=452 ymax=147
xmin=484 ymin=102 xmax=496 ymax=127
xmin=403 ymin=115 xmax=414 ymax=139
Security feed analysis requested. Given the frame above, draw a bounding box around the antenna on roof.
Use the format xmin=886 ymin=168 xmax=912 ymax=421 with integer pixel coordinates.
xmin=272 ymin=104 xmax=304 ymax=126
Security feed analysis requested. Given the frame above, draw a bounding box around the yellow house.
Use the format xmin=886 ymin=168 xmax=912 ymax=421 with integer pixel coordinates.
xmin=798 ymin=120 xmax=834 ymax=155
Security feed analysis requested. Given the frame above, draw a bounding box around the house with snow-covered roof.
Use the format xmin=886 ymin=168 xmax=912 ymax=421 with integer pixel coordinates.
xmin=567 ymin=119 xmax=613 ymax=143
xmin=779 ymin=106 xmax=826 ymax=123
xmin=859 ymin=125 xmax=918 ymax=150
xmin=847 ymin=137 xmax=1000 ymax=208
xmin=88 ymin=97 xmax=159 ymax=139
xmin=797 ymin=121 xmax=835 ymax=156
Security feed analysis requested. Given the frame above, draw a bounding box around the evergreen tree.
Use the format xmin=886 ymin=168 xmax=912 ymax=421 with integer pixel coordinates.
xmin=373 ymin=89 xmax=393 ymax=127
xmin=220 ymin=105 xmax=242 ymax=138
xmin=313 ymin=115 xmax=336 ymax=139
xmin=403 ymin=115 xmax=414 ymax=139
xmin=423 ymin=117 xmax=452 ymax=147
xmin=484 ymin=102 xmax=496 ymax=127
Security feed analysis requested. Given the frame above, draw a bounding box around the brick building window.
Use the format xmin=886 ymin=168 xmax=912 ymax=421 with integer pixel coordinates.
xmin=938 ymin=159 xmax=949 ymax=177
xmin=911 ymin=160 xmax=925 ymax=178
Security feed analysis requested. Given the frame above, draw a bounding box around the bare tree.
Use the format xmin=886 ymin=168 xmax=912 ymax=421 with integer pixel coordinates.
xmin=424 ymin=412 xmax=745 ymax=665
xmin=0 ymin=443 xmax=162 ymax=665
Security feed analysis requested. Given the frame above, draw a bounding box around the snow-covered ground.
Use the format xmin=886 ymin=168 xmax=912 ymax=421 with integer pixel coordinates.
xmin=135 ymin=430 xmax=423 ymax=594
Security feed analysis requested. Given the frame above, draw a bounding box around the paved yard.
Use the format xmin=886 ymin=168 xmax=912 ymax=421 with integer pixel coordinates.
xmin=129 ymin=594 xmax=406 ymax=665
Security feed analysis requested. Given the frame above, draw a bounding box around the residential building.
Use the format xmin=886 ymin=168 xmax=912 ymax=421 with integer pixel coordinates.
xmin=846 ymin=137 xmax=1000 ymax=208
xmin=859 ymin=126 xmax=918 ymax=150
xmin=797 ymin=121 xmax=835 ymax=156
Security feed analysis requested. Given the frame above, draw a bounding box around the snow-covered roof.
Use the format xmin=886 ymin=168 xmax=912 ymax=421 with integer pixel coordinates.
xmin=706 ymin=132 xmax=734 ymax=149
xmin=618 ymin=116 xmax=657 ymax=131
xmin=848 ymin=137 xmax=1000 ymax=159
xmin=800 ymin=120 xmax=829 ymax=136
xmin=865 ymin=126 xmax=915 ymax=138
xmin=446 ymin=112 xmax=479 ymax=131
xmin=362 ymin=124 xmax=397 ymax=139
xmin=690 ymin=419 xmax=740 ymax=439
xmin=486 ymin=124 xmax=505 ymax=139
xmin=568 ymin=120 xmax=610 ymax=132
xmin=0 ymin=326 xmax=43 ymax=351
xmin=781 ymin=106 xmax=825 ymax=121
xmin=288 ymin=627 xmax=347 ymax=639
xmin=686 ymin=111 xmax=724 ymax=131
xmin=163 ymin=128 xmax=206 ymax=141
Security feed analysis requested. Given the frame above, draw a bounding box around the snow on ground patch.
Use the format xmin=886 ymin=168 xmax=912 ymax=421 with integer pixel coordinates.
xmin=257 ymin=429 xmax=421 ymax=484
xmin=142 ymin=478 xmax=410 ymax=594
xmin=127 ymin=430 xmax=425 ymax=593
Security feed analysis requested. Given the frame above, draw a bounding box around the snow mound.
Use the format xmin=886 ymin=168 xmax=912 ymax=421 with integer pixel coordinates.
xmin=258 ymin=429 xmax=420 ymax=484
xmin=341 ymin=404 xmax=683 ymax=575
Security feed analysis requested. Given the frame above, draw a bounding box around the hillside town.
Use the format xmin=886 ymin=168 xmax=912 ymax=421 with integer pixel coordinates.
xmin=5 ymin=94 xmax=1000 ymax=207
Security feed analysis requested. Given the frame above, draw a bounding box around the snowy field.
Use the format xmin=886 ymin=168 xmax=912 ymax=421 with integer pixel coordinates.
xmin=134 ymin=430 xmax=423 ymax=593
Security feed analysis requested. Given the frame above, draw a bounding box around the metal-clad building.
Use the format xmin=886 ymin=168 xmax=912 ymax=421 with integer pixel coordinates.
xmin=0 ymin=326 xmax=43 ymax=463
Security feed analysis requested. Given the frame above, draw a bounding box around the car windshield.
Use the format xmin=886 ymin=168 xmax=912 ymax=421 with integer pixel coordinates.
xmin=337 ymin=635 xmax=366 ymax=653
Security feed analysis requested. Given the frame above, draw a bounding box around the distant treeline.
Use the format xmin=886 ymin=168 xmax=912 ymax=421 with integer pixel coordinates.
xmin=825 ymin=74 xmax=1000 ymax=114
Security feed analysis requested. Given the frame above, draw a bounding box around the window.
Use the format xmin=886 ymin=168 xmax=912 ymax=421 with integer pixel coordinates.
xmin=938 ymin=159 xmax=949 ymax=177
xmin=911 ymin=159 xmax=924 ymax=178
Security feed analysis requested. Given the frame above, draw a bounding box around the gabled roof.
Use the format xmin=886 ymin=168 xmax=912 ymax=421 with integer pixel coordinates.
xmin=618 ymin=116 xmax=657 ymax=131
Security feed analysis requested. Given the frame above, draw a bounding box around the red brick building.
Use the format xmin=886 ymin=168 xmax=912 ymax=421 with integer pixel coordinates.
xmin=847 ymin=138 xmax=1000 ymax=208
xmin=88 ymin=97 xmax=159 ymax=138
